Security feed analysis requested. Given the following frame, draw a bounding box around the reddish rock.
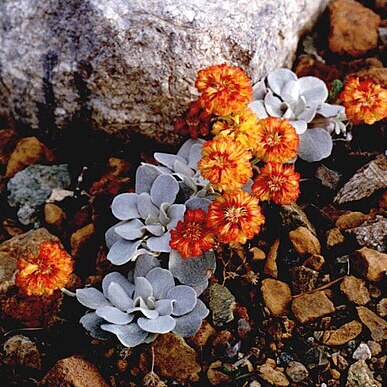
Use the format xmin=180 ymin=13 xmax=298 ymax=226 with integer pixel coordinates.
xmin=0 ymin=128 xmax=19 ymax=166
xmin=40 ymin=356 xmax=108 ymax=386
xmin=328 ymin=0 xmax=381 ymax=56
xmin=340 ymin=275 xmax=370 ymax=305
xmin=289 ymin=227 xmax=321 ymax=256
xmin=6 ymin=136 xmax=54 ymax=177
xmin=321 ymin=320 xmax=363 ymax=345
xmin=357 ymin=306 xmax=387 ymax=342
xmin=261 ymin=278 xmax=292 ymax=316
xmin=189 ymin=320 xmax=215 ymax=348
xmin=291 ymin=291 xmax=335 ymax=323
xmin=351 ymin=247 xmax=387 ymax=282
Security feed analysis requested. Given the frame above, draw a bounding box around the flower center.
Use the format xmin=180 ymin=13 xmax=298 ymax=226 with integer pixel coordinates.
xmin=266 ymin=132 xmax=282 ymax=146
xmin=267 ymin=176 xmax=286 ymax=192
xmin=224 ymin=206 xmax=247 ymax=223
xmin=182 ymin=222 xmax=202 ymax=240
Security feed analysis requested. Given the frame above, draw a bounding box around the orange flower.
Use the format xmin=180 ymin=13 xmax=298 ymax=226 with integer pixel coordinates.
xmin=254 ymin=117 xmax=299 ymax=162
xmin=198 ymin=137 xmax=253 ymax=192
xmin=212 ymin=108 xmax=260 ymax=150
xmin=174 ymin=99 xmax=212 ymax=139
xmin=16 ymin=242 xmax=73 ymax=296
xmin=207 ymin=190 xmax=265 ymax=244
xmin=340 ymin=77 xmax=387 ymax=125
xmin=170 ymin=209 xmax=214 ymax=258
xmin=196 ymin=63 xmax=253 ymax=116
xmin=252 ymin=162 xmax=300 ymax=205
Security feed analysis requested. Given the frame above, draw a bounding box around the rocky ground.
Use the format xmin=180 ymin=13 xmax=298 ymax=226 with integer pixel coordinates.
xmin=0 ymin=0 xmax=386 ymax=386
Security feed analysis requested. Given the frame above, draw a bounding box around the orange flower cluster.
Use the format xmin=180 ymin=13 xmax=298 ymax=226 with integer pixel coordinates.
xmin=195 ymin=64 xmax=253 ymax=116
xmin=16 ymin=242 xmax=73 ymax=296
xmin=340 ymin=77 xmax=387 ymax=125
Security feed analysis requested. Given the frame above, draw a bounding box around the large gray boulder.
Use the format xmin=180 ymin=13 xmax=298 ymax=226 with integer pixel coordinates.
xmin=0 ymin=0 xmax=329 ymax=144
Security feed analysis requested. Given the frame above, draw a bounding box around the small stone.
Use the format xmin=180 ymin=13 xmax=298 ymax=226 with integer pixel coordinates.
xmin=340 ymin=276 xmax=371 ymax=305
xmin=330 ymin=369 xmax=341 ymax=380
xmin=40 ymin=356 xmax=109 ymax=386
xmin=326 ymin=228 xmax=345 ymax=248
xmin=264 ymin=239 xmax=279 ymax=278
xmin=285 ymin=361 xmax=309 ymax=382
xmin=250 ymin=247 xmax=266 ymax=261
xmin=367 ymin=341 xmax=382 ymax=356
xmin=346 ymin=360 xmax=381 ymax=387
xmin=351 ymin=248 xmax=387 ymax=282
xmin=257 ymin=361 xmax=290 ymax=386
xmin=261 ymin=278 xmax=292 ymax=316
xmin=353 ymin=343 xmax=372 ymax=360
xmin=328 ymin=0 xmax=381 ymax=56
xmin=289 ymin=266 xmax=319 ymax=294
xmin=303 ymin=255 xmax=325 ymax=271
xmin=336 ymin=212 xmax=369 ymax=231
xmin=357 ymin=306 xmax=387 ymax=342
xmin=6 ymin=136 xmax=54 ymax=178
xmin=315 ymin=164 xmax=342 ymax=190
xmin=279 ymin=204 xmax=316 ymax=234
xmin=376 ymin=299 xmax=387 ymax=317
xmin=378 ymin=190 xmax=387 ymax=209
xmin=70 ymin=223 xmax=95 ymax=258
xmin=289 ymin=227 xmax=321 ymax=256
xmin=292 ymin=291 xmax=335 ymax=323
xmin=0 ymin=251 xmax=17 ymax=293
xmin=0 ymin=128 xmax=19 ymax=166
xmin=44 ymin=203 xmax=66 ymax=228
xmin=3 ymin=334 xmax=41 ymax=370
xmin=321 ymin=320 xmax=363 ymax=346
xmin=152 ymin=333 xmax=201 ymax=382
xmin=204 ymin=284 xmax=236 ymax=327
xmin=348 ymin=216 xmax=387 ymax=252
xmin=332 ymin=352 xmax=349 ymax=370
xmin=207 ymin=361 xmax=232 ymax=385
xmin=189 ymin=320 xmax=215 ymax=348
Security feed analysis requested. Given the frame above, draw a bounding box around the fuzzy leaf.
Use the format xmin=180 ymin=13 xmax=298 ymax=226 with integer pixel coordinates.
xmin=141 ymin=224 xmax=165 ymax=236
xmin=174 ymin=160 xmax=195 ymax=177
xmin=133 ymin=277 xmax=153 ymax=300
xmin=298 ymin=128 xmax=333 ymax=162
xmin=281 ymin=80 xmax=300 ymax=104
xmin=96 ymin=306 xmax=133 ymax=325
xmin=155 ymin=299 xmax=174 ymax=316
xmin=249 ymin=100 xmax=268 ymax=118
xmin=177 ymin=139 xmax=204 ymax=160
xmin=154 ymin=153 xmax=186 ymax=170
xmin=137 ymin=193 xmax=159 ymax=220
xmin=135 ymin=164 xmax=162 ymax=194
xmin=107 ymin=282 xmax=133 ymax=311
xmin=146 ymin=267 xmax=175 ymax=299
xmin=107 ymin=239 xmax=142 ymax=265
xmin=114 ymin=219 xmax=145 ymax=240
xmin=101 ymin=323 xmax=148 ymax=347
xmin=264 ymin=90 xmax=283 ymax=117
xmin=76 ymin=288 xmax=110 ymax=309
xmin=150 ymin=174 xmax=179 ymax=207
xmin=127 ymin=304 xmax=159 ymax=319
xmin=146 ymin=232 xmax=171 ymax=253
xmin=111 ymin=193 xmax=139 ymax=221
xmin=252 ymin=79 xmax=267 ymax=100
xmin=158 ymin=202 xmax=171 ymax=226
xmin=166 ymin=204 xmax=186 ymax=230
xmin=188 ymin=143 xmax=203 ymax=169
xmin=267 ymin=68 xmax=298 ymax=95
xmin=105 ymin=224 xmax=121 ymax=249
xmin=298 ymin=76 xmax=328 ymax=106
xmin=289 ymin=120 xmax=308 ymax=134
xmin=185 ymin=197 xmax=212 ymax=212
xmin=133 ymin=254 xmax=160 ymax=279
xmin=80 ymin=312 xmax=112 ymax=340
xmin=168 ymin=285 xmax=197 ymax=316
xmin=137 ymin=315 xmax=176 ymax=334
xmin=297 ymin=105 xmax=317 ymax=123
xmin=102 ymin=272 xmax=134 ymax=298
xmin=173 ymin=299 xmax=209 ymax=337
xmin=318 ymin=103 xmax=345 ymax=118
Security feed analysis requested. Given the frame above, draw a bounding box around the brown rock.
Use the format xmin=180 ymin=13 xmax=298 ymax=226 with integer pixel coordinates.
xmin=285 ymin=361 xmax=309 ymax=383
xmin=70 ymin=223 xmax=95 ymax=258
xmin=376 ymin=298 xmax=387 ymax=317
xmin=351 ymin=247 xmax=387 ymax=282
xmin=336 ymin=212 xmax=369 ymax=230
xmin=0 ymin=251 xmax=17 ymax=293
xmin=257 ymin=361 xmax=290 ymax=386
xmin=321 ymin=320 xmax=363 ymax=345
xmin=289 ymin=227 xmax=321 ymax=256
xmin=379 ymin=190 xmax=387 ymax=209
xmin=326 ymin=228 xmax=345 ymax=248
xmin=264 ymin=239 xmax=279 ymax=278
xmin=250 ymin=247 xmax=266 ymax=261
xmin=3 ymin=334 xmax=41 ymax=370
xmin=289 ymin=266 xmax=319 ymax=294
xmin=152 ymin=333 xmax=201 ymax=382
xmin=44 ymin=203 xmax=66 ymax=228
xmin=357 ymin=306 xmax=387 ymax=342
xmin=340 ymin=275 xmax=371 ymax=305
xmin=346 ymin=360 xmax=381 ymax=387
xmin=292 ymin=291 xmax=335 ymax=323
xmin=207 ymin=361 xmax=232 ymax=385
xmin=328 ymin=0 xmax=381 ymax=56
xmin=261 ymin=278 xmax=292 ymax=316
xmin=0 ymin=128 xmax=19 ymax=165
xmin=6 ymin=136 xmax=54 ymax=177
xmin=303 ymin=255 xmax=325 ymax=271
xmin=40 ymin=356 xmax=108 ymax=387
xmin=189 ymin=320 xmax=215 ymax=348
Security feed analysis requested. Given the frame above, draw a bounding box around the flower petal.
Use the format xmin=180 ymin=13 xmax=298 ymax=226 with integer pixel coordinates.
xmin=80 ymin=312 xmax=112 ymax=340
xmin=106 ymin=282 xmax=133 ymax=311
xmin=168 ymin=285 xmax=197 ymax=316
xmin=166 ymin=204 xmax=186 ymax=230
xmin=111 ymin=193 xmax=139 ymax=221
xmin=101 ymin=323 xmax=148 ymax=347
xmin=146 ymin=267 xmax=175 ymax=299
xmin=146 ymin=232 xmax=172 ymax=253
xmin=114 ymin=219 xmax=145 ymax=240
xmin=133 ymin=277 xmax=153 ymax=300
xmin=107 ymin=239 xmax=142 ymax=265
xmin=172 ymin=299 xmax=209 ymax=337
xmin=96 ymin=306 xmax=133 ymax=324
xmin=137 ymin=315 xmax=176 ymax=334
xmin=155 ymin=299 xmax=174 ymax=316
xmin=102 ymin=272 xmax=134 ymax=298
xmin=150 ymin=174 xmax=180 ymax=207
xmin=76 ymin=288 xmax=110 ymax=309
xmin=267 ymin=68 xmax=298 ymax=95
